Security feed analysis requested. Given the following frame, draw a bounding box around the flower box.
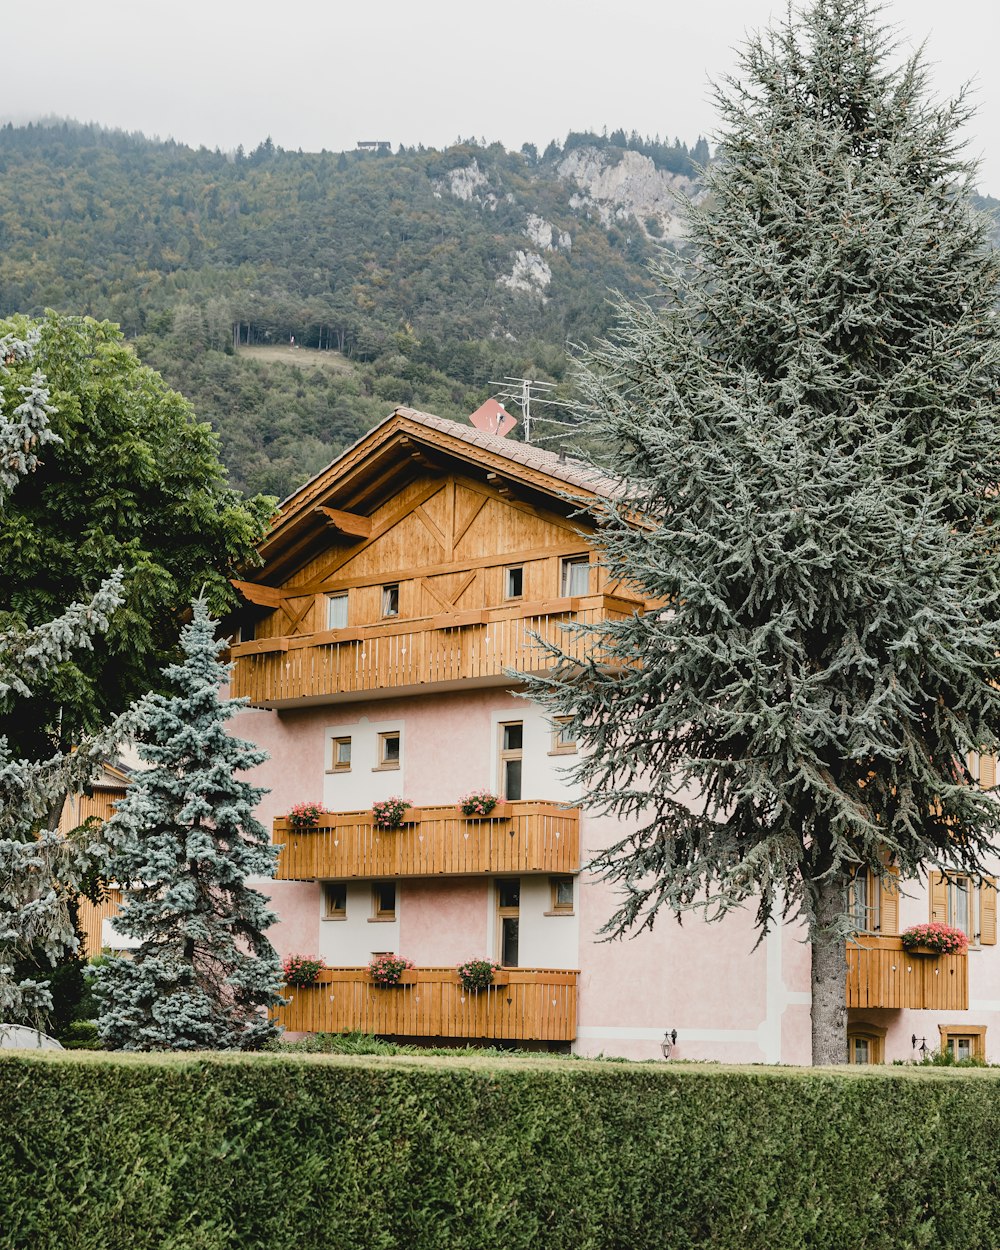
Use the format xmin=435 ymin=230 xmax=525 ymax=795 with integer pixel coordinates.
xmin=454 ymin=966 xmax=509 ymax=991
xmin=370 ymin=968 xmax=417 ymax=987
xmin=900 ymin=922 xmax=968 ymax=957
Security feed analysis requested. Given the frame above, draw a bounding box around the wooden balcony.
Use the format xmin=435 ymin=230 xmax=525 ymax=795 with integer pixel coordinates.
xmin=273 ymin=967 xmax=579 ymax=1041
xmin=273 ymin=800 xmax=580 ymax=880
xmin=846 ymin=936 xmax=968 ymax=1010
xmin=230 ymin=593 xmax=637 ymax=707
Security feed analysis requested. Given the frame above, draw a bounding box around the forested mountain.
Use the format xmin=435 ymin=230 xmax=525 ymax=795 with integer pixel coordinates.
xmin=0 ymin=121 xmax=994 ymax=497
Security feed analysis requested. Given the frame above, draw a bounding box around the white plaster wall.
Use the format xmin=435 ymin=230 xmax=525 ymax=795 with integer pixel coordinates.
xmin=517 ymin=876 xmax=579 ymax=968
xmin=322 ymin=714 xmax=406 ymax=812
xmin=488 ymin=702 xmax=578 ymax=802
xmin=317 ymin=880 xmax=400 ymax=964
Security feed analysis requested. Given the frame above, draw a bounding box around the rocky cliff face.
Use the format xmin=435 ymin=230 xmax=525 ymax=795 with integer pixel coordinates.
xmin=557 ymin=147 xmax=703 ymax=240
xmin=435 ymin=145 xmax=706 ymax=300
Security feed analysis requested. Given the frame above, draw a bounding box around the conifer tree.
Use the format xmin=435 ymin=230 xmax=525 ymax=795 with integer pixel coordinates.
xmin=527 ymin=0 xmax=1000 ymax=1062
xmin=94 ymin=600 xmax=283 ymax=1050
xmin=0 ymin=324 xmax=126 ymax=1025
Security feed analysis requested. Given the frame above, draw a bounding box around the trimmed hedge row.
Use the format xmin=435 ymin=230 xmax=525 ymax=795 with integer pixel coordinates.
xmin=3 ymin=1053 xmax=1000 ymax=1249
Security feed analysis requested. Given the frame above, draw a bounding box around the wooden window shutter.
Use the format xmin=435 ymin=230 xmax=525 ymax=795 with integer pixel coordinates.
xmin=930 ymin=872 xmax=948 ymax=924
xmin=981 ymin=877 xmax=997 ymax=946
xmin=981 ymin=754 xmax=997 ymax=789
xmin=879 ymin=866 xmax=899 ymax=936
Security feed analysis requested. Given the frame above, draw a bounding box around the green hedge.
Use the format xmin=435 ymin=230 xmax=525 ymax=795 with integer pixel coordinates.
xmin=3 ymin=1053 xmax=1000 ymax=1249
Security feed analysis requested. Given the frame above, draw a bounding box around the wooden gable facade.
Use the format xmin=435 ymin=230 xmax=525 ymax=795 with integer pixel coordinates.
xmin=229 ymin=408 xmax=644 ymax=707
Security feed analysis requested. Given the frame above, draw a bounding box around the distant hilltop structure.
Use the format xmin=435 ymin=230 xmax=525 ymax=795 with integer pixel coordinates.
xmin=357 ymin=140 xmax=391 ymax=153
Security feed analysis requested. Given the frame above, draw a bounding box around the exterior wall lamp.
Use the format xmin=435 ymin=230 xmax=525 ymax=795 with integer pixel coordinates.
xmin=911 ymin=1033 xmax=930 ymax=1059
xmin=660 ymin=1029 xmax=678 ymax=1059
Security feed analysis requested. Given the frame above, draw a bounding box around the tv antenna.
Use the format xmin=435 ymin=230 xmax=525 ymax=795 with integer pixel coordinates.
xmin=487 ymin=377 xmax=573 ymax=444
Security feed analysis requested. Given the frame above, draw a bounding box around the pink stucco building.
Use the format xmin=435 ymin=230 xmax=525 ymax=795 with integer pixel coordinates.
xmin=227 ymin=404 xmax=1000 ymax=1064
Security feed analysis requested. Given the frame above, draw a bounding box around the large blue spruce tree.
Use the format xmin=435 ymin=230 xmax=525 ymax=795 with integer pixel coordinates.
xmin=94 ymin=600 xmax=283 ymax=1050
xmin=0 ymin=324 xmax=126 ymax=1027
xmin=526 ymin=0 xmax=1000 ymax=1062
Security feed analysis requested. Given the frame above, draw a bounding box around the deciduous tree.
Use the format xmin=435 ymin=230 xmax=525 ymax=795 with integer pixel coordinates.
xmin=0 ymin=312 xmax=274 ymax=762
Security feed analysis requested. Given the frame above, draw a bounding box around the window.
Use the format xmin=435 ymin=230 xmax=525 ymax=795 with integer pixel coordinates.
xmin=968 ymin=751 xmax=997 ymax=789
xmin=846 ymin=864 xmax=899 ymax=936
xmin=375 ymin=731 xmax=400 ymax=770
xmin=372 ymin=881 xmax=396 ymax=921
xmin=561 ymin=556 xmax=591 ymax=597
xmin=498 ymin=722 xmax=523 ymax=801
xmin=938 ymin=1025 xmax=987 ymax=1061
xmin=497 ymin=878 xmax=520 ymax=967
xmin=323 ymin=882 xmax=347 ymax=919
xmin=550 ymin=717 xmax=577 ymax=756
xmin=951 ymin=877 xmax=972 ymax=939
xmin=847 ymin=1024 xmax=886 ymax=1064
xmin=504 ymin=566 xmax=524 ymax=599
xmin=848 ymin=869 xmax=880 ymax=934
xmin=381 ymin=583 xmax=399 ymax=617
xmin=549 ymin=877 xmax=574 ymax=915
xmin=330 ymin=736 xmax=352 ymax=772
xmin=326 ymin=593 xmax=349 ymax=630
xmin=930 ymin=873 xmax=997 ymax=946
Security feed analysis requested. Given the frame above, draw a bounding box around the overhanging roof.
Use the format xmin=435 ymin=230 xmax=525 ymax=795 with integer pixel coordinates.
xmin=253 ymin=407 xmax=618 ymax=584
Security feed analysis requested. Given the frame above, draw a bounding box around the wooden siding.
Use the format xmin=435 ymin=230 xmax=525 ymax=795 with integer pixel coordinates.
xmin=846 ymin=936 xmax=968 ymax=1010
xmin=274 ymin=967 xmax=578 ymax=1041
xmin=77 ymin=889 xmax=123 ymax=959
xmin=274 ymin=801 xmax=580 ymax=880
xmin=232 ymin=593 xmax=635 ymax=706
xmin=59 ymin=787 xmax=126 ymax=833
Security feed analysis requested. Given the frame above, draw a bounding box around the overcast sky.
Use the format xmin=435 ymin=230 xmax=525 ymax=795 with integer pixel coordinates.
xmin=5 ymin=0 xmax=1000 ymax=189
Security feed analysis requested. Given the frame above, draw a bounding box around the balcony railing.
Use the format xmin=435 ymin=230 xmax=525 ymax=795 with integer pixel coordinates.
xmin=273 ymin=801 xmax=580 ymax=880
xmin=273 ymin=967 xmax=579 ymax=1041
xmin=230 ymin=593 xmax=637 ymax=707
xmin=846 ymin=936 xmax=968 ymax=1010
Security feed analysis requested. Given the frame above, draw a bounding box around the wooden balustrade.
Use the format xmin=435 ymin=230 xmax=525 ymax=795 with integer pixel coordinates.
xmin=846 ymin=936 xmax=968 ymax=1010
xmin=230 ymin=594 xmax=636 ymax=707
xmin=274 ymin=967 xmax=579 ymax=1041
xmin=274 ymin=801 xmax=580 ymax=880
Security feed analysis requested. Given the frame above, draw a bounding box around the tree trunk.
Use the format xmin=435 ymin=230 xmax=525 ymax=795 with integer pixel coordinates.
xmin=810 ymin=872 xmax=849 ymax=1065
